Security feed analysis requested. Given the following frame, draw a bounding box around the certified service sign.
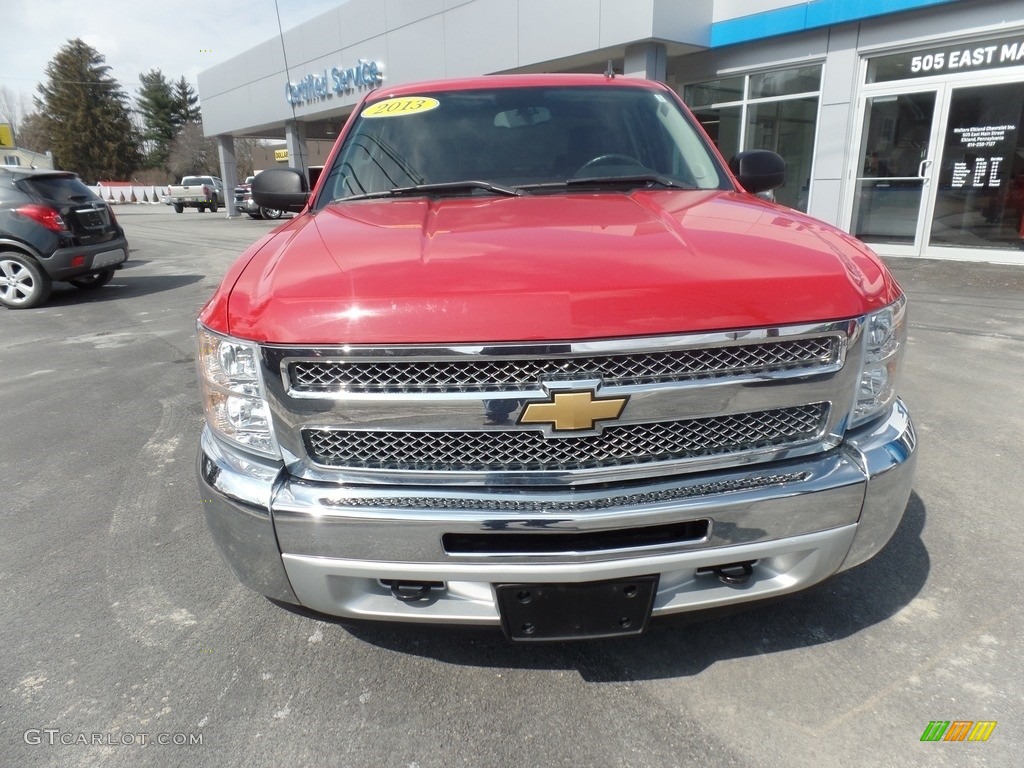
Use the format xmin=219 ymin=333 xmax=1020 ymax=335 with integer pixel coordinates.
xmin=285 ymin=59 xmax=384 ymax=106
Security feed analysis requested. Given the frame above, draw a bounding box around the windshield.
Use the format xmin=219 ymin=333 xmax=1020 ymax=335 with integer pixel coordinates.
xmin=318 ymin=85 xmax=728 ymax=205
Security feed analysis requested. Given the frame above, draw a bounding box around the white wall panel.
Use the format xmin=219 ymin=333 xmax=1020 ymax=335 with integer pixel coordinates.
xmin=814 ymin=102 xmax=855 ymax=181
xmin=385 ymin=0 xmax=445 ymax=30
xmin=338 ymin=0 xmax=388 ymax=48
xmin=518 ymin=0 xmax=602 ymax=66
xmin=384 ymin=16 xmax=448 ymax=82
xmin=653 ymin=0 xmax=713 ymax=49
xmin=712 ymin=0 xmax=806 ymax=23
xmin=444 ymin=0 xmax=520 ymax=78
xmin=807 ymin=178 xmax=842 ymax=224
xmin=291 ymin=7 xmax=346 ymax=67
xmin=244 ymin=39 xmax=288 ymax=83
xmin=819 ymin=27 xmax=858 ymax=106
xmin=599 ymin=0 xmax=656 ymax=48
xmin=201 ymin=87 xmax=255 ymax=136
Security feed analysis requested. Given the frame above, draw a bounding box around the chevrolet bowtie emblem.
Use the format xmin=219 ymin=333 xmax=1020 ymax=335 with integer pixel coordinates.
xmin=519 ymin=390 xmax=628 ymax=432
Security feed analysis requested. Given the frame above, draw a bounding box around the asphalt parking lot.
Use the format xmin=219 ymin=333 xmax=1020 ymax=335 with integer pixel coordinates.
xmin=2 ymin=203 xmax=1021 ymax=767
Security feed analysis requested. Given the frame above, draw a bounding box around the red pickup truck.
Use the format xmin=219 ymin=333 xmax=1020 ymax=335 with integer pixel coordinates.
xmin=196 ymin=74 xmax=916 ymax=641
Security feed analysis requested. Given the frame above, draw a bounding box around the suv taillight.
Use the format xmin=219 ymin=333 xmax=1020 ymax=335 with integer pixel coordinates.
xmin=16 ymin=204 xmax=68 ymax=233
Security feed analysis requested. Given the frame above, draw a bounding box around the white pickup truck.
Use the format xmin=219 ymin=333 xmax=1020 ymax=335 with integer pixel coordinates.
xmin=166 ymin=175 xmax=223 ymax=213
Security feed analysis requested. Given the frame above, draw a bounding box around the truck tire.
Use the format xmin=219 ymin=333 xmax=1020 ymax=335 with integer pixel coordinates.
xmin=260 ymin=207 xmax=283 ymax=220
xmin=0 ymin=251 xmax=53 ymax=309
xmin=209 ymin=201 xmax=219 ymax=213
xmin=198 ymin=204 xmax=206 ymax=213
xmin=173 ymin=203 xmax=184 ymax=213
xmin=69 ymin=269 xmax=115 ymax=290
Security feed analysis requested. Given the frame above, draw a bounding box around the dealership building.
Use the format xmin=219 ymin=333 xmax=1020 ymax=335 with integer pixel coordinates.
xmin=198 ymin=0 xmax=1024 ymax=264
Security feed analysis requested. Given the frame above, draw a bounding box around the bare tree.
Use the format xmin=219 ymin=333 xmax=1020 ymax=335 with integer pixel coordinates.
xmin=167 ymin=121 xmax=218 ymax=179
xmin=0 ymin=86 xmax=33 ymax=142
xmin=234 ymin=137 xmax=269 ymax=178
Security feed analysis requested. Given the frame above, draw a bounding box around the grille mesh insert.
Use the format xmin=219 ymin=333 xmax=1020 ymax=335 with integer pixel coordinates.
xmin=289 ymin=337 xmax=840 ymax=394
xmin=304 ymin=403 xmax=828 ymax=472
xmin=321 ymin=472 xmax=810 ymax=512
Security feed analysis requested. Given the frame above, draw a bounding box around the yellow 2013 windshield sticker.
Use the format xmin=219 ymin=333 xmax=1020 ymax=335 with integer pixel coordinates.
xmin=362 ymin=97 xmax=440 ymax=118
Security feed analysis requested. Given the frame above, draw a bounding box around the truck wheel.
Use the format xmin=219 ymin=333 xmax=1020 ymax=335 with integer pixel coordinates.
xmin=69 ymin=269 xmax=115 ymax=290
xmin=260 ymin=207 xmax=283 ymax=220
xmin=0 ymin=251 xmax=52 ymax=309
xmin=198 ymin=205 xmax=206 ymax=213
xmin=173 ymin=204 xmax=184 ymax=214
xmin=209 ymin=201 xmax=219 ymax=213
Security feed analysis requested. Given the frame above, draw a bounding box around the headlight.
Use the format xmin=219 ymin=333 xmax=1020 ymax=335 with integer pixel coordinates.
xmin=850 ymin=296 xmax=907 ymax=428
xmin=197 ymin=324 xmax=279 ymax=457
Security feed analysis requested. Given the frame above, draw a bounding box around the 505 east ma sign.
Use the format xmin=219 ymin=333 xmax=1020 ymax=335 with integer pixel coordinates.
xmin=286 ymin=59 xmax=383 ymax=105
xmin=874 ymin=36 xmax=1024 ymax=82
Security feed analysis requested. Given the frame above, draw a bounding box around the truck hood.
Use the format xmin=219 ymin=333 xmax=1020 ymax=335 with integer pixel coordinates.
xmin=224 ymin=190 xmax=898 ymax=344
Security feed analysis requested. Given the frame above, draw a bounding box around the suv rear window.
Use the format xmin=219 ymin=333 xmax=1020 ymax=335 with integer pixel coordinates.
xmin=17 ymin=175 xmax=99 ymax=204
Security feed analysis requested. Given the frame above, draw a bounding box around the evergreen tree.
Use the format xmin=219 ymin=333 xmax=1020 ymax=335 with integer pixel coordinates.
xmin=172 ymin=77 xmax=201 ymax=126
xmin=136 ymin=69 xmax=177 ymax=169
xmin=34 ymin=39 xmax=140 ymax=180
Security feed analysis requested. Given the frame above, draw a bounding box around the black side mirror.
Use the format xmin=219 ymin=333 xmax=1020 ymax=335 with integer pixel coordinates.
xmin=728 ymin=150 xmax=787 ymax=194
xmin=252 ymin=168 xmax=310 ymax=213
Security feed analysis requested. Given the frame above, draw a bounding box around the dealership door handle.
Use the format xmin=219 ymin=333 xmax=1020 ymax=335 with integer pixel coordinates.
xmin=918 ymin=159 xmax=933 ymax=179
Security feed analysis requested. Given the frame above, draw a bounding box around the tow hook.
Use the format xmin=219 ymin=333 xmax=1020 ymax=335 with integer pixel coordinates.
xmin=711 ymin=561 xmax=754 ymax=586
xmin=388 ymin=581 xmax=442 ymax=602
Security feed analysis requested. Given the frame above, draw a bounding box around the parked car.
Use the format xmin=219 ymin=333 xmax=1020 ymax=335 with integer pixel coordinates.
xmin=0 ymin=167 xmax=128 ymax=309
xmin=233 ymin=174 xmax=282 ymax=220
xmin=167 ymin=175 xmax=223 ymax=213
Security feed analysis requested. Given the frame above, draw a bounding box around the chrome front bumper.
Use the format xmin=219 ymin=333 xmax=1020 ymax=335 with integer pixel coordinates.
xmin=197 ymin=400 xmax=916 ymax=626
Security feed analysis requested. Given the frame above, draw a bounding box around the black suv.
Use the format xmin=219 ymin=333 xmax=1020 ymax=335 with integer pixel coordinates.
xmin=0 ymin=167 xmax=129 ymax=309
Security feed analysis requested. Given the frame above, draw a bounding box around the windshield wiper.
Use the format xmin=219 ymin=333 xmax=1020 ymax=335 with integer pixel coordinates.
xmin=563 ymin=173 xmax=695 ymax=190
xmin=340 ymin=180 xmax=521 ymax=201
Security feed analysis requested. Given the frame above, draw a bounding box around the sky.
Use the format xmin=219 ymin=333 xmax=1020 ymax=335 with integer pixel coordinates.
xmin=0 ymin=0 xmax=344 ymax=110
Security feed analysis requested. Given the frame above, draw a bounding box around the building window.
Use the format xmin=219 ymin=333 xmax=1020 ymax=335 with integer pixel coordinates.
xmin=683 ymin=64 xmax=823 ymax=212
xmin=3 ymin=155 xmax=20 ymax=166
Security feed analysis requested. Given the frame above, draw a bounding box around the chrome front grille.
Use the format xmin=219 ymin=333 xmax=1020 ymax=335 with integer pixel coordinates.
xmin=264 ymin=323 xmax=857 ymax=486
xmin=288 ymin=336 xmax=840 ymax=394
xmin=303 ymin=403 xmax=829 ymax=472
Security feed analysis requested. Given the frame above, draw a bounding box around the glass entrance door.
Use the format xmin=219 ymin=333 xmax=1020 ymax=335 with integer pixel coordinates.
xmin=851 ymin=72 xmax=1024 ymax=262
xmin=928 ymin=80 xmax=1024 ymax=254
xmin=851 ymin=90 xmax=941 ymax=253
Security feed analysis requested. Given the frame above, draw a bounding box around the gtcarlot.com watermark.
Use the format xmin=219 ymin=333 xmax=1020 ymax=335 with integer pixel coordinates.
xmin=24 ymin=729 xmax=203 ymax=747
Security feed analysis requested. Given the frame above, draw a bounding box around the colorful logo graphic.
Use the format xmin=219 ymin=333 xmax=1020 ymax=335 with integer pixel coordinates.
xmin=920 ymin=721 xmax=997 ymax=742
